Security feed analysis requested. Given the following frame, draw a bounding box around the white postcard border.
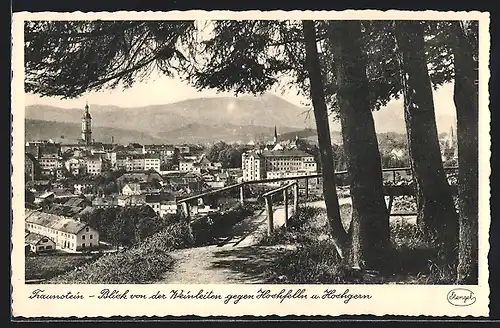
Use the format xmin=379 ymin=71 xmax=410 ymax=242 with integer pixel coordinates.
xmin=11 ymin=10 xmax=491 ymax=318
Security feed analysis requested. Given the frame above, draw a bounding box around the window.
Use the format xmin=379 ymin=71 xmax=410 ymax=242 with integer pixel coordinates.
xmin=82 ymin=235 xmax=85 ymax=240
xmin=45 ymin=245 xmax=52 ymax=250
xmin=90 ymin=235 xmax=93 ymax=240
xmin=82 ymin=243 xmax=85 ymax=248
xmin=42 ymin=238 xmax=48 ymax=243
xmin=86 ymin=227 xmax=89 ymax=232
xmin=89 ymin=242 xmax=92 ymax=247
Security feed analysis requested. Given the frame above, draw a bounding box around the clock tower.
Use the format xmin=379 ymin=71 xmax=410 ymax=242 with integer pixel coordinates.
xmin=81 ymin=102 xmax=92 ymax=146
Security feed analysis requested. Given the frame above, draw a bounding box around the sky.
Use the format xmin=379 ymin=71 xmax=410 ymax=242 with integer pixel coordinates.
xmin=24 ymin=74 xmax=307 ymax=109
xmin=24 ymin=73 xmax=456 ymax=118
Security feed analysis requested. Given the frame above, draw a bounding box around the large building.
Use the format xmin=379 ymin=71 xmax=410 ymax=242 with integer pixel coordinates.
xmin=241 ymin=149 xmax=318 ymax=182
xmin=25 ymin=210 xmax=100 ymax=252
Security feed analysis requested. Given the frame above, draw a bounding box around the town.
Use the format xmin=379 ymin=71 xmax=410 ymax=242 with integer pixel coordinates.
xmin=24 ymin=102 xmax=460 ymax=257
xmin=24 ymin=103 xmax=325 ymax=256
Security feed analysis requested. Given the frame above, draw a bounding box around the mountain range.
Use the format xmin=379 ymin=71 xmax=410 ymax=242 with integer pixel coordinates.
xmin=24 ymin=94 xmax=456 ymax=145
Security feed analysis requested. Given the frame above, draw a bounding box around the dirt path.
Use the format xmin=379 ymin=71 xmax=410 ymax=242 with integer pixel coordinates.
xmin=158 ymin=207 xmax=291 ymax=284
xmin=159 ymin=197 xmax=413 ymax=284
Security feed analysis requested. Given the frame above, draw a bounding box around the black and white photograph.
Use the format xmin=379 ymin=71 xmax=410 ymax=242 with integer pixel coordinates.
xmin=11 ymin=10 xmax=491 ymax=317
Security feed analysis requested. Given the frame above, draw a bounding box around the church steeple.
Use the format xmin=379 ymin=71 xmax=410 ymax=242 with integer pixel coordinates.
xmin=81 ymin=102 xmax=92 ymax=146
xmin=273 ymin=126 xmax=278 ymax=144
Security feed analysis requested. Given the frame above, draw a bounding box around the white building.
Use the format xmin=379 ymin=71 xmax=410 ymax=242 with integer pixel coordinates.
xmin=145 ymin=193 xmax=178 ymax=217
xmin=179 ymin=160 xmax=201 ymax=173
xmin=25 ymin=232 xmax=56 ymax=253
xmin=86 ymin=155 xmax=103 ymax=175
xmin=122 ymin=183 xmax=142 ymax=196
xmin=25 ymin=210 xmax=100 ymax=252
xmin=144 ymin=154 xmax=161 ymax=172
xmin=242 ymin=150 xmax=317 ymax=182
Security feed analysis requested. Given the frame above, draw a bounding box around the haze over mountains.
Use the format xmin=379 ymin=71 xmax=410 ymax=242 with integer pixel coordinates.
xmin=25 ymin=94 xmax=456 ymax=145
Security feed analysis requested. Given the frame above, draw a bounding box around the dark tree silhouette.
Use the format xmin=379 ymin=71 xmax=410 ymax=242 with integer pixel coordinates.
xmin=394 ymin=21 xmax=459 ymax=263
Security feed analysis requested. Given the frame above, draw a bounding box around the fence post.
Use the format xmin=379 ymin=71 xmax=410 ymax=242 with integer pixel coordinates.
xmin=265 ymin=196 xmax=274 ymax=236
xmin=304 ymin=177 xmax=309 ymax=205
xmin=182 ymin=202 xmax=190 ymax=220
xmin=239 ymin=184 xmax=244 ymax=206
xmin=293 ymin=181 xmax=299 ymax=214
xmin=283 ymin=188 xmax=288 ymax=228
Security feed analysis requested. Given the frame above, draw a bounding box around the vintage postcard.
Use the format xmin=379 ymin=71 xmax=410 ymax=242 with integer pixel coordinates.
xmin=11 ymin=10 xmax=491 ymax=318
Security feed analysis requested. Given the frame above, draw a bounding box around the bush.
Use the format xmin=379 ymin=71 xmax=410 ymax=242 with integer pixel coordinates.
xmin=264 ymin=239 xmax=351 ymax=284
xmin=49 ymin=220 xmax=194 ymax=284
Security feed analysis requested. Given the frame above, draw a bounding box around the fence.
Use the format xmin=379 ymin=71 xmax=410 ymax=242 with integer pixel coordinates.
xmin=176 ymin=166 xmax=459 ymax=235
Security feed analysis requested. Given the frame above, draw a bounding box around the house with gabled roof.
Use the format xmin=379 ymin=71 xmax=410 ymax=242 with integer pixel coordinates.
xmin=25 ymin=210 xmax=99 ymax=252
xmin=25 ymin=232 xmax=56 ymax=253
xmin=145 ymin=193 xmax=178 ymax=217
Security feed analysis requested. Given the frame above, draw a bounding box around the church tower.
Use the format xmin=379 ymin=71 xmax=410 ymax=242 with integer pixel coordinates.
xmin=273 ymin=126 xmax=278 ymax=144
xmin=81 ymin=102 xmax=92 ymax=146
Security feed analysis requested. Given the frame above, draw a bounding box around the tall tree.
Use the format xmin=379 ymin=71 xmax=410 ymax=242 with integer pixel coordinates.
xmin=24 ymin=21 xmax=196 ymax=97
xmin=394 ymin=21 xmax=459 ymax=263
xmin=326 ymin=21 xmax=390 ymax=269
xmin=302 ymin=20 xmax=347 ymax=259
xmin=449 ymin=21 xmax=479 ymax=283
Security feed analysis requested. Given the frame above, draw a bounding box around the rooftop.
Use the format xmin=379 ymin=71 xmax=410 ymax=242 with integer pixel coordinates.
xmin=245 ymin=150 xmax=313 ymax=158
xmin=25 ymin=210 xmax=89 ymax=234
xmin=145 ymin=193 xmax=176 ymax=203
xmin=25 ymin=232 xmax=54 ymax=245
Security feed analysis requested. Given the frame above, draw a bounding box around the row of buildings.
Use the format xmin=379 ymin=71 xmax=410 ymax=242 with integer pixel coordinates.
xmin=25 ymin=140 xmax=208 ymax=181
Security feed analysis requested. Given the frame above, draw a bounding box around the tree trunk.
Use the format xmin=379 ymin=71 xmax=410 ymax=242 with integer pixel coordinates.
xmin=394 ymin=21 xmax=459 ymax=263
xmin=327 ymin=21 xmax=390 ymax=270
xmin=450 ymin=21 xmax=479 ymax=284
xmin=302 ymin=20 xmax=348 ymax=258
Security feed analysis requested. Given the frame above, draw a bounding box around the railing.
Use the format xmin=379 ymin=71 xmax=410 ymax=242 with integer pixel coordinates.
xmin=175 ymin=166 xmax=459 ymax=233
xmin=261 ymin=181 xmax=299 ymax=235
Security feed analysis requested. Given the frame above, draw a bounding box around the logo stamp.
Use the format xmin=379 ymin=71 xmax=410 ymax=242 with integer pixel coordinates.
xmin=447 ymin=288 xmax=476 ymax=306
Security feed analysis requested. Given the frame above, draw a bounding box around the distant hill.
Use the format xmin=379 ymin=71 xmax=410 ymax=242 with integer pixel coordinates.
xmin=25 ymin=119 xmax=313 ymax=145
xmin=278 ymin=127 xmax=343 ymax=144
xmin=25 ymin=94 xmax=457 ymax=144
xmin=25 ymin=94 xmax=318 ymax=137
xmin=25 ymin=119 xmax=166 ymax=145
xmin=157 ymin=123 xmax=301 ymax=144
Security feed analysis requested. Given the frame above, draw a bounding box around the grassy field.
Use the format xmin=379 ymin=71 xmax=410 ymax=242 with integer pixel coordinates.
xmin=257 ymin=201 xmax=456 ymax=285
xmin=25 ymin=253 xmax=99 ymax=281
